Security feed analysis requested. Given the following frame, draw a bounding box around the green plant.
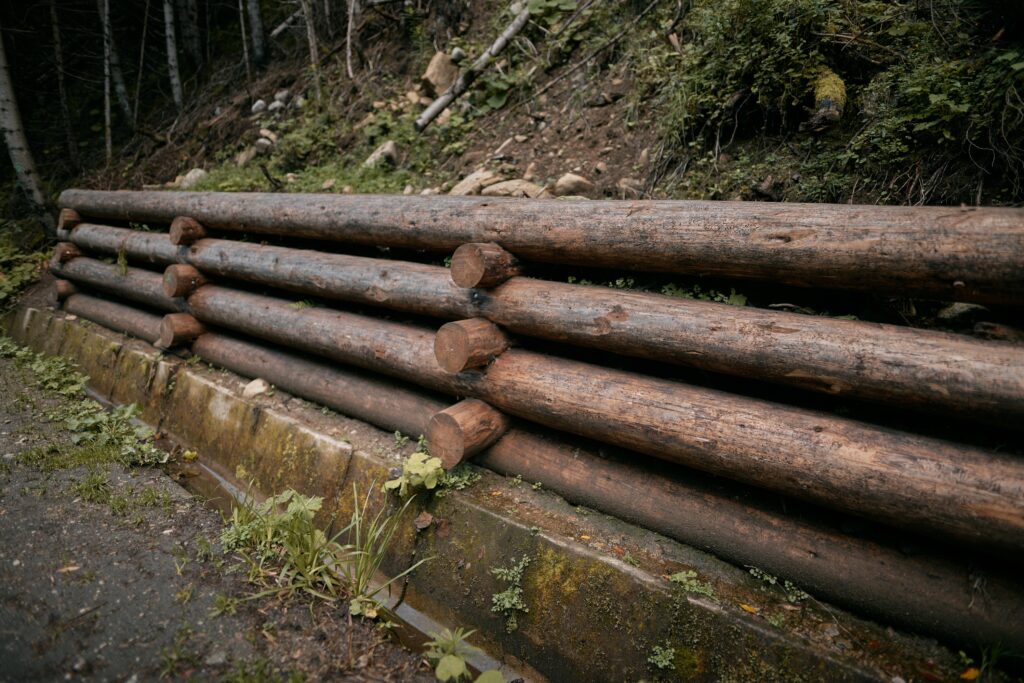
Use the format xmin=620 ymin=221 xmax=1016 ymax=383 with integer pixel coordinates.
xmin=748 ymin=566 xmax=810 ymax=603
xmin=423 ymin=627 xmax=506 ymax=683
xmin=436 ymin=463 xmax=482 ymax=496
xmin=384 ymin=450 xmax=444 ymax=497
xmin=648 ymin=642 xmax=676 ymax=671
xmin=71 ymin=469 xmax=111 ymax=503
xmin=491 ymin=555 xmax=531 ymax=633
xmin=668 ymin=569 xmax=716 ymax=600
xmin=0 ymin=237 xmax=46 ymax=309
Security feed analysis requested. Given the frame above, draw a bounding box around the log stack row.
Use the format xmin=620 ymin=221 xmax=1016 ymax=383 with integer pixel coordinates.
xmin=49 ymin=193 xmax=1024 ymax=650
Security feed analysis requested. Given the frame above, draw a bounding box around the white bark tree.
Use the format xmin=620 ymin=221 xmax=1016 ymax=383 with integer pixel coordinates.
xmin=298 ymin=0 xmax=321 ymax=103
xmin=96 ymin=0 xmax=133 ymax=124
xmin=245 ymin=0 xmax=266 ymax=66
xmin=49 ymin=0 xmax=79 ymax=170
xmin=0 ymin=23 xmax=51 ymax=230
xmin=163 ymin=0 xmax=184 ymax=110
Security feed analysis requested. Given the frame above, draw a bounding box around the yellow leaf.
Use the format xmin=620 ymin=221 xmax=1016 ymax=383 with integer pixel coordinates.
xmin=960 ymin=668 xmax=980 ymax=681
xmin=739 ymin=603 xmax=760 ymax=614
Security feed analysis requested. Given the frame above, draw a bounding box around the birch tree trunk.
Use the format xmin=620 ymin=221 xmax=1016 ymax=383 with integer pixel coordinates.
xmin=101 ymin=0 xmax=112 ymax=163
xmin=96 ymin=0 xmax=133 ymax=123
xmin=133 ymin=0 xmax=151 ymax=126
xmin=237 ymin=0 xmax=252 ymax=93
xmin=163 ymin=0 xmax=184 ymax=110
xmin=0 ymin=24 xmax=51 ymax=231
xmin=245 ymin=0 xmax=266 ymax=66
xmin=49 ymin=0 xmax=79 ymax=170
xmin=297 ymin=0 xmax=321 ymax=103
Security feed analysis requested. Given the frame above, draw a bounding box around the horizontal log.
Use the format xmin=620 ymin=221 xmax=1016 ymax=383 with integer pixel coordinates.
xmin=184 ymin=285 xmax=1024 ymax=550
xmin=157 ymin=313 xmax=205 ymax=349
xmin=70 ymin=223 xmax=182 ymax=267
xmin=60 ymin=226 xmax=1024 ymax=422
xmin=53 ymin=242 xmax=81 ymax=264
xmin=427 ymin=398 xmax=510 ymax=468
xmin=59 ymin=189 xmax=1024 ymax=304
xmin=62 ymin=293 xmax=162 ymax=344
xmin=450 ymin=242 xmax=521 ymax=288
xmin=50 ymin=257 xmax=187 ymax=313
xmin=188 ymin=329 xmax=1024 ymax=650
xmin=57 ymin=208 xmax=82 ymax=233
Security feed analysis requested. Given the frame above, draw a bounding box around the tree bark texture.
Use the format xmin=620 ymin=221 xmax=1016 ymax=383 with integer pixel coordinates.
xmin=245 ymin=0 xmax=266 ymax=65
xmin=50 ymin=256 xmax=186 ymax=313
xmin=162 ymin=0 xmax=184 ymax=109
xmin=58 ymin=190 xmax=1024 ymax=304
xmin=63 ymin=293 xmax=162 ymax=344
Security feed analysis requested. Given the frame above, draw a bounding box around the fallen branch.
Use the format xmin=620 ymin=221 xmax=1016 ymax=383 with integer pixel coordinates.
xmin=415 ymin=7 xmax=531 ymax=131
xmin=269 ymin=9 xmax=302 ymax=39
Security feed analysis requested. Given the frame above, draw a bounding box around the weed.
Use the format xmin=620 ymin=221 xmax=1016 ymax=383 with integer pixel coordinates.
xmin=159 ymin=625 xmax=197 ymax=678
xmin=491 ymin=555 xmax=531 ymax=633
xmin=622 ymin=552 xmax=639 ymax=568
xmin=0 ymin=238 xmax=47 ymax=309
xmin=436 ymin=464 xmax=481 ymax=496
xmin=425 ymin=627 xmax=480 ymax=682
xmin=209 ymin=594 xmax=240 ymax=618
xmin=748 ymin=567 xmax=810 ymax=603
xmin=668 ymin=569 xmax=716 ymax=600
xmin=194 ymin=537 xmax=214 ymax=563
xmin=648 ymin=642 xmax=676 ymax=671
xmin=71 ymin=470 xmax=111 ymax=504
xmin=175 ymin=583 xmax=195 ymax=604
xmin=384 ymin=450 xmax=444 ymax=497
xmin=393 ymin=431 xmax=410 ymax=448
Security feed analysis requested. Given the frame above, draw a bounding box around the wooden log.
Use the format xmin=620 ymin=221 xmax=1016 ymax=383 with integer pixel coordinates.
xmin=54 ymin=279 xmax=77 ymax=300
xmin=53 ymin=241 xmax=81 ymax=264
xmin=450 ymin=242 xmax=521 ymax=289
xmin=60 ymin=226 xmax=1024 ymax=423
xmin=162 ymin=264 xmax=207 ymax=298
xmin=434 ymin=318 xmax=508 ymax=373
xmin=70 ymin=222 xmax=182 ymax=267
xmin=58 ymin=189 xmax=1024 ymax=304
xmin=50 ymin=256 xmax=187 ymax=313
xmin=169 ymin=216 xmax=207 ymax=245
xmin=427 ymin=398 xmax=510 ymax=468
xmin=189 ymin=329 xmax=1024 ymax=651
xmin=184 ymin=285 xmax=1024 ymax=550
xmin=156 ymin=312 xmax=205 ymax=349
xmin=62 ymin=293 xmax=162 ymax=344
xmin=57 ymin=207 xmax=82 ymax=233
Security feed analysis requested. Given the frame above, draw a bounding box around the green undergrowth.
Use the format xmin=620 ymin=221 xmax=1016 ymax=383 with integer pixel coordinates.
xmin=0 ymin=336 xmax=168 ymax=469
xmin=0 ymin=232 xmax=48 ymax=310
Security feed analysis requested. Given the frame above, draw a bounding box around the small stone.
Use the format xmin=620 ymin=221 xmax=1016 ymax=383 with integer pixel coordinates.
xmin=243 ymin=378 xmax=271 ymax=399
xmin=413 ymin=511 xmax=434 ymax=530
xmin=420 ymin=187 xmax=441 ymax=195
xmin=204 ymin=649 xmax=228 ymax=666
xmin=342 ymin=185 xmax=354 ymax=194
xmin=403 ymin=184 xmax=414 ymax=195
xmin=418 ymin=96 xmax=433 ymax=107
xmin=178 ymin=168 xmax=208 ymax=190
xmin=514 ymin=134 xmax=528 ymax=143
xmin=321 ymin=179 xmax=335 ymax=190
xmin=481 ymin=179 xmax=548 ymax=198
xmin=250 ymin=99 xmax=267 ymax=114
xmin=235 ymin=147 xmax=257 ymax=167
xmin=267 ymin=100 xmax=285 ymax=113
xmin=363 ymin=140 xmax=399 ymax=168
xmin=406 ymin=90 xmax=420 ymax=104
xmin=450 ymin=46 xmax=466 ymax=63
xmin=638 ymin=147 xmax=650 ymax=167
xmin=594 ymin=161 xmax=608 ymax=174
xmin=422 ymin=51 xmax=459 ymax=97
xmin=285 ymin=173 xmax=297 ymax=183
xmin=522 ymin=162 xmax=538 ymax=182
xmin=254 ymin=138 xmax=273 ymax=154
xmin=274 ymin=89 xmax=290 ymax=104
xmin=258 ymin=128 xmax=278 ymax=143
xmin=448 ymin=168 xmax=501 ymax=196
xmin=553 ymin=172 xmax=594 ymax=197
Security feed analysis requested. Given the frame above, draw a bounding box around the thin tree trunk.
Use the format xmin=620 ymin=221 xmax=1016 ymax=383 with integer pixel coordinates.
xmin=175 ymin=0 xmax=201 ymax=65
xmin=346 ymin=0 xmax=357 ymax=78
xmin=49 ymin=0 xmax=79 ymax=170
xmin=163 ymin=0 xmax=184 ymax=110
xmin=96 ymin=0 xmax=133 ymax=124
xmin=298 ymin=0 xmax=321 ymax=103
xmin=237 ymin=0 xmax=252 ymax=95
xmin=133 ymin=0 xmax=151 ymax=126
xmin=0 ymin=23 xmax=51 ymax=231
xmin=245 ymin=0 xmax=266 ymax=66
xmin=101 ymin=0 xmax=113 ymax=164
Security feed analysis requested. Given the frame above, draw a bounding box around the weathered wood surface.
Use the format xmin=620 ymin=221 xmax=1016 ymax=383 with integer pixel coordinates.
xmin=56 ymin=228 xmax=1024 ymax=422
xmin=188 ymin=329 xmax=1024 ymax=650
xmin=62 ymin=293 xmax=162 ymax=343
xmin=156 ymin=312 xmax=205 ymax=349
xmin=53 ymin=242 xmax=81 ymax=263
xmin=450 ymin=242 xmax=521 ymax=288
xmin=169 ymin=216 xmax=206 ymax=245
xmin=50 ymin=256 xmax=186 ymax=313
xmin=59 ymin=189 xmax=1024 ymax=303
xmin=54 ymin=279 xmax=77 ymax=300
xmin=434 ymin=318 xmax=509 ymax=373
xmin=184 ymin=285 xmax=1024 ymax=550
xmin=70 ymin=222 xmax=182 ymax=267
xmin=162 ymin=264 xmax=207 ymax=298
xmin=426 ymin=398 xmax=510 ymax=468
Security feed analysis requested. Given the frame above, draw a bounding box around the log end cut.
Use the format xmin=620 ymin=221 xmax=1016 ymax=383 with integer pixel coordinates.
xmin=427 ymin=398 xmax=510 ymax=469
xmin=169 ymin=216 xmax=207 ymax=245
xmin=434 ymin=318 xmax=509 ymax=374
xmin=156 ymin=312 xmax=206 ymax=349
xmin=450 ymin=242 xmax=521 ymax=289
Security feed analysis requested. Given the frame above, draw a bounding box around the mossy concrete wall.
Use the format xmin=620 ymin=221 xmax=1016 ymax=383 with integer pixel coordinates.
xmin=5 ymin=306 xmax=966 ymax=682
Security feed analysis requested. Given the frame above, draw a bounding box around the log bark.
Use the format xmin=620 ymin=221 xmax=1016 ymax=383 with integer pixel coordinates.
xmin=156 ymin=312 xmax=205 ymax=349
xmin=50 ymin=256 xmax=186 ymax=313
xmin=57 ymin=190 xmax=1024 ymax=304
xmin=58 ymin=208 xmax=82 ymax=234
xmin=162 ymin=263 xmax=207 ymax=297
xmin=246 ymin=0 xmax=266 ymax=65
xmin=184 ymin=285 xmax=1024 ymax=550
xmin=427 ymin=398 xmax=509 ymax=468
xmin=169 ymin=216 xmax=207 ymax=244
xmin=450 ymin=242 xmax=521 ymax=289
xmin=434 ymin=318 xmax=508 ymax=373
xmin=60 ymin=225 xmax=1024 ymax=422
xmin=189 ymin=328 xmax=1024 ymax=651
xmin=63 ymin=293 xmax=162 ymax=344
xmin=54 ymin=280 xmax=77 ymax=300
